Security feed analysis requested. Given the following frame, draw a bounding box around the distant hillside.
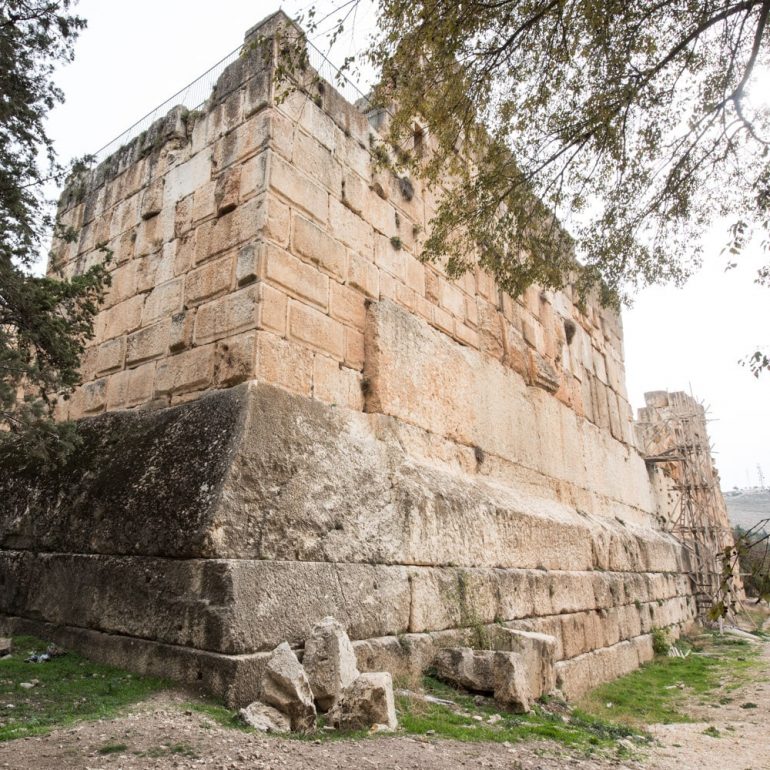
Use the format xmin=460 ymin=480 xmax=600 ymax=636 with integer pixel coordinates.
xmin=724 ymin=488 xmax=770 ymax=532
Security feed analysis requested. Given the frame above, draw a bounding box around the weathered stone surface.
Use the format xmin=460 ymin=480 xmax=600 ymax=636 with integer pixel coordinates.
xmin=239 ymin=701 xmax=290 ymax=732
xmin=364 ymin=300 xmax=655 ymax=515
xmin=303 ymin=617 xmax=359 ymax=711
xmin=260 ymin=642 xmax=316 ymax=732
xmin=0 ymin=638 xmax=11 ymax=656
xmin=432 ymin=647 xmax=530 ymax=712
xmin=493 ymin=628 xmax=557 ymax=699
xmin=330 ymin=672 xmax=397 ymax=731
xmin=0 ymin=386 xmax=247 ymax=558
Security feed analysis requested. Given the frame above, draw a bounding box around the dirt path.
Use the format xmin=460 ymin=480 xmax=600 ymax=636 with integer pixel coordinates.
xmin=1 ymin=637 xmax=768 ymax=770
xmin=644 ymin=637 xmax=770 ymax=770
xmin=0 ymin=700 xmax=636 ymax=770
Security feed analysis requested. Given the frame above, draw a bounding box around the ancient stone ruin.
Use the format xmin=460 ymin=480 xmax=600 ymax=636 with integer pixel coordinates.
xmin=0 ymin=13 xmax=739 ymax=709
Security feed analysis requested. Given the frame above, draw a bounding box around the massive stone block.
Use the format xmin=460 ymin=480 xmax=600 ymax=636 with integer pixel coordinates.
xmin=0 ymin=379 xmax=696 ymax=703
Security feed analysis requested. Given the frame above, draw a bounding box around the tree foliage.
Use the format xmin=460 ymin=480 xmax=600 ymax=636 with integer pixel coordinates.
xmin=0 ymin=0 xmax=109 ymax=465
xmin=733 ymin=522 xmax=770 ymax=600
xmin=299 ymin=2 xmax=770 ymax=341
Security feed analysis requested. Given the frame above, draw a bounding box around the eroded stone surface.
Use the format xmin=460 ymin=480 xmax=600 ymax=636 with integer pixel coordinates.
xmin=432 ymin=647 xmax=530 ymax=712
xmin=260 ymin=642 xmax=316 ymax=732
xmin=239 ymin=701 xmax=290 ymax=732
xmin=303 ymin=616 xmax=359 ymax=711
xmin=330 ymin=672 xmax=397 ymax=731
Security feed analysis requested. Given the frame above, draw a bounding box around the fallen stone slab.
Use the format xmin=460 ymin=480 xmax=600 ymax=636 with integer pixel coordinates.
xmin=432 ymin=647 xmax=530 ymax=712
xmin=303 ymin=616 xmax=359 ymax=711
xmin=494 ymin=627 xmax=557 ymax=699
xmin=260 ymin=642 xmax=316 ymax=732
xmin=239 ymin=701 xmax=291 ymax=732
xmin=331 ymin=672 xmax=397 ymax=731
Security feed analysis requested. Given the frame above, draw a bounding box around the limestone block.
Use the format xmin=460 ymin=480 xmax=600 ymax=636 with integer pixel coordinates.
xmin=403 ymin=254 xmax=426 ymax=296
xmin=142 ymin=279 xmax=183 ymax=326
xmin=347 ymin=251 xmax=379 ymax=298
xmin=216 ymin=332 xmax=257 ymax=387
xmin=330 ymin=281 xmax=366 ymax=329
xmin=100 ymin=295 xmax=144 ymax=341
xmin=292 ymin=213 xmax=346 ymax=280
xmin=240 ymin=151 xmax=269 ymax=200
xmin=141 ymin=178 xmax=164 ymax=220
xmin=344 ymin=327 xmax=364 ymax=370
xmin=163 ymin=151 xmax=212 ymax=209
xmin=81 ymin=378 xmax=107 ymax=414
xmin=105 ymin=370 xmax=129 ymax=410
xmin=95 ymin=337 xmax=126 ymax=375
xmin=175 ymin=195 xmax=193 ymax=238
xmin=126 ymin=362 xmax=156 ymax=406
xmin=329 ymin=197 xmax=373 ymax=256
xmin=215 ymin=166 xmax=241 ymax=215
xmin=432 ymin=648 xmax=530 ymax=712
xmin=373 ymin=234 xmax=405 ymax=282
xmin=134 ymin=214 xmax=165 ymax=258
xmin=239 ymin=701 xmax=290 ymax=732
xmin=313 ymin=355 xmax=363 ymax=410
xmin=193 ymin=285 xmax=260 ymax=345
xmin=330 ymin=672 xmax=397 ymax=731
xmin=260 ymin=642 xmax=316 ymax=732
xmin=255 ymin=332 xmax=313 ymax=395
xmin=155 ymin=345 xmax=215 ymax=395
xmin=288 ymin=300 xmax=345 ymax=360
xmin=264 ymin=242 xmax=329 ymax=310
xmin=104 ymin=262 xmax=137 ymax=308
xmin=185 ymin=254 xmax=234 ymax=306
xmin=494 ymin=629 xmax=557 ymax=698
xmin=126 ymin=321 xmax=170 ymax=366
xmin=269 ymin=152 xmax=328 ymax=224
xmin=292 ymin=129 xmax=343 ymax=194
xmin=281 ymin=89 xmax=330 ymax=147
xmin=192 ymin=180 xmax=217 ymax=223
xmin=303 ymin=616 xmax=359 ymax=711
xmin=342 ymin=170 xmax=366 ymax=214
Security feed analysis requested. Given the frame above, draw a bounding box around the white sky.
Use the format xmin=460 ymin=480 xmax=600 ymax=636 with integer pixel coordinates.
xmin=45 ymin=0 xmax=770 ymax=490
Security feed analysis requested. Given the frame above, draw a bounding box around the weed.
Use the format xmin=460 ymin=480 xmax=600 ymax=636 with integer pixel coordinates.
xmin=703 ymin=726 xmax=721 ymax=738
xmin=97 ymin=743 xmax=128 ymax=755
xmin=652 ymin=628 xmax=670 ymax=655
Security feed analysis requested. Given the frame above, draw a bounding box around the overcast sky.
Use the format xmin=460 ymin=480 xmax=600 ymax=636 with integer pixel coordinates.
xmin=45 ymin=0 xmax=769 ymax=490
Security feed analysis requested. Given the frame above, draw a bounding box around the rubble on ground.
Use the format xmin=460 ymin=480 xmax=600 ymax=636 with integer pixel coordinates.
xmin=240 ymin=617 xmax=397 ymax=733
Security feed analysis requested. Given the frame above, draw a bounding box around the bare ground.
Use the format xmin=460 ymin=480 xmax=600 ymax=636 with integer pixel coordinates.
xmin=644 ymin=638 xmax=770 ymax=770
xmin=1 ymin=636 xmax=767 ymax=770
xmin=0 ymin=698 xmax=638 ymax=770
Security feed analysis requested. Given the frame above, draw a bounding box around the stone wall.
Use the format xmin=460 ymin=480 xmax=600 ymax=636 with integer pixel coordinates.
xmin=1 ymin=12 xmax=706 ymax=705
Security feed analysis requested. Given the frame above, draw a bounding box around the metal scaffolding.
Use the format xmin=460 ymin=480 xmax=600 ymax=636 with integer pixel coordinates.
xmin=636 ymin=391 xmax=739 ymax=620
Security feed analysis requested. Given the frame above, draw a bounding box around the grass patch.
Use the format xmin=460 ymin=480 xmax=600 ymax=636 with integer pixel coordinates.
xmin=0 ymin=635 xmax=167 ymax=742
xmin=141 ymin=742 xmax=200 ymax=759
xmin=181 ymin=700 xmax=249 ymax=731
xmin=97 ymin=743 xmax=128 ymax=754
xmin=394 ymin=676 xmax=638 ymax=753
xmin=577 ymin=633 xmax=761 ymax=727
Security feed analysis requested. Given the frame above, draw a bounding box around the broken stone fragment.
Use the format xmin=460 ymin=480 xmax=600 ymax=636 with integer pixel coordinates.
xmin=303 ymin=616 xmax=360 ymax=712
xmin=330 ymin=672 xmax=397 ymax=731
xmin=432 ymin=647 xmax=530 ymax=713
xmin=0 ymin=638 xmax=11 ymax=656
xmin=493 ymin=628 xmax=557 ymax=699
xmin=238 ymin=701 xmax=291 ymax=732
xmin=260 ymin=642 xmax=316 ymax=732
